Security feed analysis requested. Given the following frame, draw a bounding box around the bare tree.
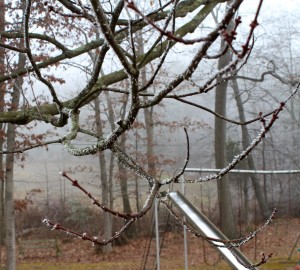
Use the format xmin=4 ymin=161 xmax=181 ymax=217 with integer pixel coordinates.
xmin=1 ymin=1 xmax=27 ymax=269
xmin=231 ymin=76 xmax=269 ymax=219
xmin=213 ymin=2 xmax=238 ymax=238
xmin=0 ymin=0 xmax=297 ymax=268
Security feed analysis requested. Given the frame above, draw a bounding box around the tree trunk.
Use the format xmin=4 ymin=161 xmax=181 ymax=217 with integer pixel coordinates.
xmin=5 ymin=4 xmax=26 ymax=265
xmin=137 ymin=33 xmax=156 ymax=178
xmin=5 ymin=125 xmax=16 ymax=270
xmin=5 ymin=50 xmax=25 ymax=270
xmin=105 ymin=89 xmax=134 ymax=237
xmin=118 ymin=134 xmax=132 ymax=214
xmin=134 ymin=30 xmax=156 ymax=219
xmin=94 ymin=96 xmax=112 ymax=253
xmin=143 ymin=106 xmax=155 ymax=176
xmin=134 ymin=130 xmax=141 ymax=213
xmin=214 ymin=5 xmax=237 ymax=238
xmin=108 ymin=152 xmax=114 ymax=210
xmin=0 ymin=0 xmax=6 ymax=248
xmin=232 ymin=78 xmax=269 ymax=219
xmin=104 ymin=92 xmax=115 ymax=211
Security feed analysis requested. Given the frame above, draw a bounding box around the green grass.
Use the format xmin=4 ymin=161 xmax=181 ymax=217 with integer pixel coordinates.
xmin=259 ymin=257 xmax=296 ymax=270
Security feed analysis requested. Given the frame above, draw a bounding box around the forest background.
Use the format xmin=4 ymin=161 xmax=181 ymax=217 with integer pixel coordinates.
xmin=0 ymin=0 xmax=300 ymax=269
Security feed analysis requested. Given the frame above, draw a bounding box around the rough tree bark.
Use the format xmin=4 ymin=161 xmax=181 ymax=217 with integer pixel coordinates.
xmin=5 ymin=51 xmax=26 ymax=270
xmin=0 ymin=0 xmax=5 ymax=248
xmin=5 ymin=128 xmax=16 ymax=270
xmin=214 ymin=3 xmax=237 ymax=238
xmin=4 ymin=1 xmax=26 ymax=268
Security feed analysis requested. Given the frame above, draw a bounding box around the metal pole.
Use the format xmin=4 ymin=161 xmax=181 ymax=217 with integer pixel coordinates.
xmin=155 ymin=198 xmax=160 ymax=270
xmin=182 ymin=176 xmax=188 ymax=270
xmin=185 ymin=168 xmax=300 ymax=174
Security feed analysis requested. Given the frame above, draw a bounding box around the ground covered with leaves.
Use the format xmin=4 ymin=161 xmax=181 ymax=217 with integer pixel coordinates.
xmin=0 ymin=218 xmax=299 ymax=269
